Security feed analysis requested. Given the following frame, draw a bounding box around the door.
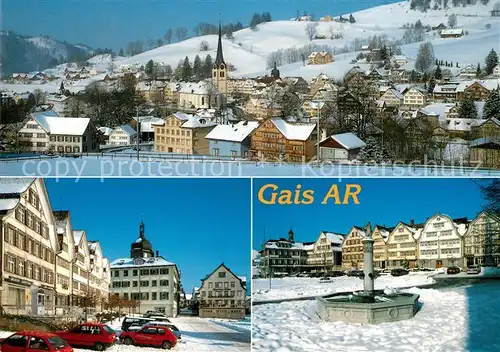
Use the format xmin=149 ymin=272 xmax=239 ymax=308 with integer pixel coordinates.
xmin=436 ymin=260 xmax=443 ymax=268
xmin=2 ymin=334 xmax=28 ymax=352
xmin=135 ymin=328 xmax=157 ymax=345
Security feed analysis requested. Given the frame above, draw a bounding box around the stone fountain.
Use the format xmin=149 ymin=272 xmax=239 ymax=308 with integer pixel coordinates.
xmin=316 ymin=222 xmax=420 ymax=324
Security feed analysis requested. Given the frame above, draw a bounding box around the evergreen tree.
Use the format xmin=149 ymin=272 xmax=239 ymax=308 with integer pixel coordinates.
xmin=422 ymin=71 xmax=429 ymax=83
xmin=380 ymin=45 xmax=388 ymax=61
xmin=485 ymin=48 xmax=499 ymax=75
xmin=203 ymin=55 xmax=213 ymax=79
xmin=434 ymin=65 xmax=442 ymax=80
xmin=483 ymin=89 xmax=500 ymax=120
xmin=165 ymin=65 xmax=173 ymax=78
xmin=193 ymin=55 xmax=202 ymax=80
xmin=182 ymin=56 xmax=192 ymax=81
xmin=59 ymin=81 xmax=65 ymax=93
xmin=145 ymin=59 xmax=154 ymax=77
xmin=410 ymin=70 xmax=419 ymax=82
xmin=174 ymin=60 xmax=184 ymax=81
xmin=458 ymin=97 xmax=478 ymax=119
xmin=428 ymin=78 xmax=436 ymax=94
xmin=476 ymin=63 xmax=482 ymax=77
xmin=119 ymin=48 xmax=125 ymax=57
xmin=349 ymin=14 xmax=356 ymax=23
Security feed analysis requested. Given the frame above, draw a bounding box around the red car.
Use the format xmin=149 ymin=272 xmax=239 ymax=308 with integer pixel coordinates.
xmin=119 ymin=325 xmax=177 ymax=349
xmin=55 ymin=323 xmax=116 ymax=351
xmin=0 ymin=331 xmax=73 ymax=352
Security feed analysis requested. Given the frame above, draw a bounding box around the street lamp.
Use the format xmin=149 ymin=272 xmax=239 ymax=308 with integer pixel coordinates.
xmin=310 ymin=100 xmax=325 ymax=162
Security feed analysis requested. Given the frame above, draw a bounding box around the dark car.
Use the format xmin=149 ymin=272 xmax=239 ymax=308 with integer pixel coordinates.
xmin=0 ymin=331 xmax=73 ymax=352
xmin=327 ymin=271 xmax=345 ymax=277
xmin=347 ymin=270 xmax=364 ymax=278
xmin=447 ymin=266 xmax=461 ymax=275
xmin=121 ymin=317 xmax=155 ymax=332
xmin=391 ymin=268 xmax=409 ymax=277
xmin=55 ymin=323 xmax=116 ymax=351
xmin=119 ymin=325 xmax=177 ymax=349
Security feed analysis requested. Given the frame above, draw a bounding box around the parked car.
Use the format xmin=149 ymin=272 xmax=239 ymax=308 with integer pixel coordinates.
xmin=128 ymin=322 xmax=181 ymax=340
xmin=446 ymin=266 xmax=461 ymax=275
xmin=467 ymin=265 xmax=481 ymax=275
xmin=327 ymin=271 xmax=345 ymax=277
xmin=319 ymin=277 xmax=333 ymax=283
xmin=143 ymin=312 xmax=167 ymax=319
xmin=391 ymin=268 xmax=409 ymax=277
xmin=346 ymin=270 xmax=364 ymax=278
xmin=55 ymin=323 xmax=116 ymax=351
xmin=0 ymin=331 xmax=73 ymax=352
xmin=119 ymin=325 xmax=177 ymax=349
xmin=122 ymin=317 xmax=155 ymax=332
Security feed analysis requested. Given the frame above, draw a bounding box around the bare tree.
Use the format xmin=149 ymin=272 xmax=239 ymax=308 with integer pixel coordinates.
xmin=200 ymin=40 xmax=210 ymax=51
xmin=164 ymin=29 xmax=173 ymax=44
xmin=176 ymin=27 xmax=188 ymax=42
xmin=448 ymin=14 xmax=457 ymax=28
xmin=33 ymin=89 xmax=46 ymax=105
xmin=305 ymin=22 xmax=319 ymax=41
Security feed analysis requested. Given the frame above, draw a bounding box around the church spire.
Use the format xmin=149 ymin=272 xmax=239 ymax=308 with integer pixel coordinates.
xmin=215 ymin=18 xmax=225 ymax=67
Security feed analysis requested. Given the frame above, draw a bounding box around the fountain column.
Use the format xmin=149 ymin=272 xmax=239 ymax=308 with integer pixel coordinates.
xmin=362 ymin=222 xmax=374 ymax=293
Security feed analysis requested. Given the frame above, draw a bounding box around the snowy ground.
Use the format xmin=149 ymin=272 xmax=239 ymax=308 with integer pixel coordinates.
xmin=1 ymin=156 xmax=499 ymax=177
xmin=252 ymin=281 xmax=500 ymax=351
xmin=0 ymin=316 xmax=250 ymax=351
xmin=253 ymin=273 xmax=435 ymax=302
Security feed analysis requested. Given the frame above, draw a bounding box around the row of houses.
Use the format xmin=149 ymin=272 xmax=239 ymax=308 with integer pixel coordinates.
xmin=257 ymin=211 xmax=500 ymax=277
xmin=0 ymin=178 xmax=111 ymax=316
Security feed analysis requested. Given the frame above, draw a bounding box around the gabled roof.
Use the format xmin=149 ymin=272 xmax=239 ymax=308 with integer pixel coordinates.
xmin=321 ymin=231 xmax=345 ymax=245
xmin=201 ymin=263 xmax=245 ymax=287
xmin=110 ymin=256 xmax=176 ymax=268
xmin=270 ymin=118 xmax=315 ymax=141
xmin=205 ymin=121 xmax=259 ymax=142
xmin=32 ymin=112 xmax=90 ymax=136
xmin=0 ymin=178 xmax=35 ymax=214
xmin=116 ymin=124 xmax=137 ymax=137
xmin=330 ymin=132 xmax=366 ymax=150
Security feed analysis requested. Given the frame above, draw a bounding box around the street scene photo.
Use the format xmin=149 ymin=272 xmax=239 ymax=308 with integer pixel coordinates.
xmin=252 ymin=178 xmax=500 ymax=351
xmin=0 ymin=178 xmax=251 ymax=351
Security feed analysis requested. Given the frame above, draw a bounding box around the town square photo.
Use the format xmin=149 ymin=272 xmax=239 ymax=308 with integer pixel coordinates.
xmin=0 ymin=177 xmax=251 ymax=351
xmin=252 ymin=178 xmax=500 ymax=351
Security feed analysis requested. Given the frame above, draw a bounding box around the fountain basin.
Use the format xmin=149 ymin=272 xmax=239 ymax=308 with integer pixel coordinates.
xmin=316 ymin=290 xmax=420 ymax=324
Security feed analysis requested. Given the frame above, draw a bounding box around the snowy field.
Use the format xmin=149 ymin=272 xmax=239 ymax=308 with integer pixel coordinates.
xmin=1 ymin=156 xmax=500 ymax=177
xmin=252 ymin=281 xmax=500 ymax=351
xmin=0 ymin=315 xmax=250 ymax=351
xmin=253 ymin=273 xmax=436 ymax=302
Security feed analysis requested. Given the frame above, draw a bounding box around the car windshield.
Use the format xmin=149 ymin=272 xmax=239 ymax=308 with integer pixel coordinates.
xmin=48 ymin=336 xmax=68 ymax=350
xmin=103 ymin=325 xmax=115 ymax=334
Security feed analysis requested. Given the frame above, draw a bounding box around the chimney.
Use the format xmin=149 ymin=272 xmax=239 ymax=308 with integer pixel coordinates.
xmin=410 ymin=219 xmax=415 ymax=226
xmin=156 ymin=250 xmax=159 ymax=257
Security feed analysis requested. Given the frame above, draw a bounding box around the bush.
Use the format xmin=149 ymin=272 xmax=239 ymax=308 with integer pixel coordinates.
xmin=199 ymin=41 xmax=210 ymax=51
xmin=485 ymin=23 xmax=492 ymax=29
xmin=0 ymin=318 xmax=50 ymax=332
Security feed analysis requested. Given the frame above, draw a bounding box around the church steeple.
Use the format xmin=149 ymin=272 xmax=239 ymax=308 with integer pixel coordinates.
xmin=215 ymin=20 xmax=225 ymax=67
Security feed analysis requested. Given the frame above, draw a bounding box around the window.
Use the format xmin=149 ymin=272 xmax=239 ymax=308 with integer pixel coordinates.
xmin=140 ymin=269 xmax=149 ymax=276
xmin=124 ymin=270 xmax=129 ymax=277
xmin=152 ymin=292 xmax=157 ymax=300
xmin=160 ymin=268 xmax=169 ymax=275
xmin=141 ymin=292 xmax=149 ymax=300
xmin=160 ymin=292 xmax=169 ymax=300
xmin=140 ymin=280 xmax=149 ymax=287
xmin=150 ymin=269 xmax=159 ymax=275
xmin=29 ymin=337 xmax=48 ymax=350
xmin=133 ymin=270 xmax=138 ymax=276
xmin=218 ymin=272 xmax=226 ymax=278
xmin=113 ymin=282 xmax=121 ymax=288
xmin=133 ymin=281 xmax=138 ymax=287
xmin=152 ymin=280 xmax=157 ymax=287
xmin=6 ymin=335 xmax=28 ymax=348
xmin=160 ymin=280 xmax=169 ymax=286
xmin=114 ymin=271 xmax=120 ymax=277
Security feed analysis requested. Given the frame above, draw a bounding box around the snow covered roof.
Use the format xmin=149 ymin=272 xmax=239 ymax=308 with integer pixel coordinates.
xmin=98 ymin=127 xmax=113 ymax=136
xmin=329 ymin=133 xmax=366 ymax=150
xmin=271 ymin=118 xmax=315 ymax=141
xmin=116 ymin=124 xmax=137 ymax=137
xmin=322 ymin=231 xmax=345 ymax=245
xmin=419 ymin=103 xmax=455 ymax=120
xmin=0 ymin=178 xmax=35 ymax=213
xmin=110 ymin=256 xmax=176 ymax=268
xmin=173 ymin=112 xmax=193 ymax=121
xmin=179 ymin=81 xmax=214 ymax=95
xmin=73 ymin=230 xmax=84 ymax=245
xmin=205 ymin=121 xmax=259 ymax=142
xmin=33 ymin=113 xmax=90 ymax=136
xmin=442 ymin=118 xmax=486 ymax=132
xmin=440 ymin=29 xmax=464 ymax=35
xmin=185 ymin=293 xmax=193 ymax=300
xmin=238 ymin=276 xmax=247 ymax=283
xmin=181 ymin=116 xmax=217 ymax=129
xmin=133 ymin=116 xmax=164 ymax=133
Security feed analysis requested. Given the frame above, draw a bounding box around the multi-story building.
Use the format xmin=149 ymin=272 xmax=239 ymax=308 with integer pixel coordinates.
xmin=418 ymin=214 xmax=468 ymax=268
xmin=205 ymin=121 xmax=259 ymax=158
xmin=72 ymin=230 xmax=90 ymax=303
xmin=341 ymin=226 xmax=367 ymax=269
xmin=110 ymin=221 xmax=180 ymax=317
xmin=457 ymin=81 xmax=491 ymax=101
xmin=386 ymin=221 xmax=421 ymax=269
xmin=258 ymin=229 xmax=310 ymax=277
xmin=153 ymin=112 xmax=216 ymax=154
xmin=53 ymin=210 xmax=75 ymax=311
xmin=308 ymin=51 xmax=333 ymax=65
xmin=250 ymin=117 xmax=316 ymax=162
xmin=0 ymin=178 xmax=57 ymax=315
xmin=306 ymin=231 xmax=345 ymax=272
xmin=463 ymin=211 xmax=500 ymax=267
xmin=18 ymin=112 xmax=99 ymax=153
xmin=198 ymin=263 xmax=246 ymax=319
xmin=379 ymin=88 xmax=403 ymax=107
xmin=108 ymin=125 xmax=137 ymax=146
xmin=403 ymin=86 xmax=428 ymax=110
xmin=373 ymin=225 xmax=392 ymax=269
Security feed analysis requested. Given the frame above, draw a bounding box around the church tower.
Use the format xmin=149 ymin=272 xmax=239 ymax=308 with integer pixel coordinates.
xmin=213 ymin=21 xmax=228 ymax=96
xmin=130 ymin=220 xmax=154 ymax=258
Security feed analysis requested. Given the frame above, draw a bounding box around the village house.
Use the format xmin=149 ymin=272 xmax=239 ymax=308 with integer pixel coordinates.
xmin=308 ymin=51 xmax=334 ymax=65
xmin=282 ymin=77 xmax=309 ymax=94
xmin=205 ymin=121 xmax=259 ymax=158
xmin=244 ymin=98 xmax=283 ymax=120
xmin=403 ymin=86 xmax=428 ymax=109
xmin=318 ymin=132 xmax=366 ymax=162
xmin=433 ymin=82 xmax=460 ymax=102
xmin=493 ymin=64 xmax=500 ymax=77
xmin=472 ymin=117 xmax=500 ymax=139
xmin=390 ymin=55 xmax=409 ymax=67
xmin=341 ymin=226 xmax=367 ymax=270
xmin=306 ymin=231 xmax=345 ymax=272
xmin=373 ymin=226 xmax=392 ymax=269
xmin=463 ymin=211 xmax=500 ymax=267
xmin=137 ymin=81 xmax=165 ymax=103
xmin=379 ymin=88 xmax=404 ymax=107
xmin=439 ymin=28 xmax=464 ymax=39
xmin=458 ymin=65 xmax=477 ymax=80
xmin=131 ymin=116 xmax=164 ymax=142
xmin=178 ymin=82 xmax=215 ymax=109
xmin=456 ymin=81 xmax=491 ymax=101
xmin=418 ymin=214 xmax=468 ymax=269
xmin=470 ymin=137 xmax=500 ymax=168
xmin=153 ymin=112 xmax=216 ymax=155
xmin=18 ymin=112 xmax=99 ymax=153
xmin=198 ymin=263 xmax=246 ymax=319
xmin=108 ymin=125 xmax=137 ymax=146
xmin=250 ymin=117 xmax=316 ymax=162
xmin=386 ymin=221 xmax=421 ymax=269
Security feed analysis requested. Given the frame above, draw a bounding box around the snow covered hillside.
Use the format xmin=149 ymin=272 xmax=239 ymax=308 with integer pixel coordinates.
xmin=110 ymin=0 xmax=500 ymax=80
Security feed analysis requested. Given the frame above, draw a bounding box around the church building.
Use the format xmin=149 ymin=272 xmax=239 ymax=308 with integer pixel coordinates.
xmin=213 ymin=22 xmax=228 ymax=96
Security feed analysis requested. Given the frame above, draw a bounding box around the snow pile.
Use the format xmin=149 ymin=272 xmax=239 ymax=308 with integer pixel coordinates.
xmin=253 ymin=273 xmax=435 ymax=302
xmin=210 ymin=318 xmax=251 ymax=333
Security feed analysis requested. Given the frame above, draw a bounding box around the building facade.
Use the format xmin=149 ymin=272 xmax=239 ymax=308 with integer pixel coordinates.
xmin=205 ymin=121 xmax=259 ymax=158
xmin=463 ymin=211 xmax=500 ymax=267
xmin=386 ymin=222 xmax=420 ymax=269
xmin=373 ymin=226 xmax=391 ymax=269
xmin=306 ymin=231 xmax=345 ymax=272
xmin=110 ymin=222 xmax=180 ymax=317
xmin=341 ymin=226 xmax=367 ymax=269
xmin=108 ymin=125 xmax=137 ymax=146
xmin=198 ymin=263 xmax=246 ymax=319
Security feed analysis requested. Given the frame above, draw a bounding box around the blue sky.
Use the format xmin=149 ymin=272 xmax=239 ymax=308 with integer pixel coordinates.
xmin=2 ymin=0 xmax=398 ymax=50
xmin=45 ymin=178 xmax=251 ymax=293
xmin=253 ymin=178 xmax=490 ymax=249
